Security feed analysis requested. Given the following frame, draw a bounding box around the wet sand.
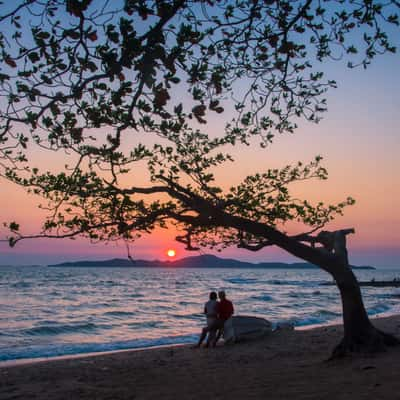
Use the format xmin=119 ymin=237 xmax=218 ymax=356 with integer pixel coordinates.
xmin=1 ymin=315 xmax=400 ymax=400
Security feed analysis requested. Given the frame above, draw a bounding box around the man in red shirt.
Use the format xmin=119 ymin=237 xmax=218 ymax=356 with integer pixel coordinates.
xmin=212 ymin=290 xmax=234 ymax=346
xmin=217 ymin=290 xmax=234 ymax=322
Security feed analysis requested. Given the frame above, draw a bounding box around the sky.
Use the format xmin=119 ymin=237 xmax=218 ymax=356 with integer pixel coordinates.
xmin=0 ymin=6 xmax=399 ymax=268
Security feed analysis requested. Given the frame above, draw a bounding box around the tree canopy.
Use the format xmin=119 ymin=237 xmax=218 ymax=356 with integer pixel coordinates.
xmin=0 ymin=0 xmax=398 ymax=253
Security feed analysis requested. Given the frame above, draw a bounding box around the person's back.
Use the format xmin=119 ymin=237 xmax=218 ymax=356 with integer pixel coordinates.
xmin=194 ymin=291 xmax=218 ymax=348
xmin=204 ymin=298 xmax=218 ymax=326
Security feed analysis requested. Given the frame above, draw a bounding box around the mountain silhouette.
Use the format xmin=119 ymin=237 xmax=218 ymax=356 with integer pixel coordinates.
xmin=48 ymin=254 xmax=374 ymax=269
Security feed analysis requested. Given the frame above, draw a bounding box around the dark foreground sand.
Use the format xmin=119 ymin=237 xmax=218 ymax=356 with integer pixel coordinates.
xmin=1 ymin=316 xmax=400 ymax=400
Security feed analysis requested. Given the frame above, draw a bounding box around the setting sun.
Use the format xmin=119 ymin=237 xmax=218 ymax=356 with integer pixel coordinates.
xmin=167 ymin=249 xmax=176 ymax=258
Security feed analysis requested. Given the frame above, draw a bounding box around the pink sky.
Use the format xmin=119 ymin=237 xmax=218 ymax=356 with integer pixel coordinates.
xmin=1 ymin=56 xmax=399 ymax=268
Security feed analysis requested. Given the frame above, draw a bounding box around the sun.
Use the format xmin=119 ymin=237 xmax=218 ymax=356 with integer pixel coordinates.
xmin=167 ymin=249 xmax=176 ymax=258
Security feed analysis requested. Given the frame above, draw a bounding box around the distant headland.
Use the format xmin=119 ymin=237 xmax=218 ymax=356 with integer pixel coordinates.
xmin=48 ymin=254 xmax=375 ymax=270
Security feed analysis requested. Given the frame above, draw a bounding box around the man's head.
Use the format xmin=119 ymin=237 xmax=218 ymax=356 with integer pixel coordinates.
xmin=210 ymin=291 xmax=217 ymax=300
xmin=218 ymin=290 xmax=226 ymax=300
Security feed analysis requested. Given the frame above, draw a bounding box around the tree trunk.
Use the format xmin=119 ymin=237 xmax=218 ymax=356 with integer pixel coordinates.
xmin=215 ymin=212 xmax=399 ymax=357
xmin=329 ymin=261 xmax=399 ymax=358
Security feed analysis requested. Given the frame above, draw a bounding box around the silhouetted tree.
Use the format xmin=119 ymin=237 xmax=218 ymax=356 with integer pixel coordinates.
xmin=1 ymin=0 xmax=399 ymax=356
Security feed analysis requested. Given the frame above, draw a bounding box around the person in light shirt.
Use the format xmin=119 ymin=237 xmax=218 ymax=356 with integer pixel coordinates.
xmin=194 ymin=291 xmax=219 ymax=348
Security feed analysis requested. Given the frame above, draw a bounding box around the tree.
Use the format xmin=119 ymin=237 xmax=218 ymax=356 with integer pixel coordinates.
xmin=0 ymin=0 xmax=399 ymax=357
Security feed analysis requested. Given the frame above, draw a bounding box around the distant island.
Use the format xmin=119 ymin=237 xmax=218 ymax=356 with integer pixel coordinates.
xmin=48 ymin=254 xmax=375 ymax=270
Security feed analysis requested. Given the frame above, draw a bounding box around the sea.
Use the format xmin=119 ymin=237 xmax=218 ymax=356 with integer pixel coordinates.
xmin=1 ymin=265 xmax=400 ymax=363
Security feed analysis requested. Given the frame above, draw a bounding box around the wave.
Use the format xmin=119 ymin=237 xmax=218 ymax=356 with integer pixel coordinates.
xmin=98 ymin=280 xmax=126 ymax=286
xmin=11 ymin=281 xmax=32 ymax=289
xmin=127 ymin=321 xmax=164 ymax=328
xmin=172 ymin=313 xmax=202 ymax=320
xmin=178 ymin=301 xmax=196 ymax=306
xmin=367 ymin=303 xmax=391 ymax=316
xmin=288 ymin=291 xmax=303 ymax=298
xmin=155 ymin=304 xmax=175 ymax=311
xmin=260 ymin=279 xmax=320 ymax=287
xmin=280 ymin=303 xmax=395 ymax=328
xmin=376 ymin=293 xmax=399 ymax=299
xmin=0 ymin=334 xmax=199 ymax=362
xmin=23 ymin=322 xmax=111 ymax=336
xmin=94 ymin=302 xmax=113 ymax=307
xmin=224 ymin=277 xmax=259 ymax=284
xmin=103 ymin=311 xmax=136 ymax=318
xmin=288 ymin=290 xmax=324 ymax=298
xmin=252 ymin=294 xmax=274 ymax=302
xmin=279 ymin=309 xmax=342 ymax=327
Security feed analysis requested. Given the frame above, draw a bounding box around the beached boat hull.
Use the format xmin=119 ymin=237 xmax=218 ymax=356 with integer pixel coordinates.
xmin=223 ymin=316 xmax=272 ymax=344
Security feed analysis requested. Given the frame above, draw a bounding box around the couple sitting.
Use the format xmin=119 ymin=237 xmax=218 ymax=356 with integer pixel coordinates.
xmin=195 ymin=290 xmax=234 ymax=348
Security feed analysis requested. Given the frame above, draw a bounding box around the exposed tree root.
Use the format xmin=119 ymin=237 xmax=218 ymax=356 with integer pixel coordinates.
xmin=329 ymin=328 xmax=400 ymax=360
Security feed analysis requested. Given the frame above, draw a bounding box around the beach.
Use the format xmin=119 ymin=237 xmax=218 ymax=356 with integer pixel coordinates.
xmin=1 ymin=315 xmax=400 ymax=400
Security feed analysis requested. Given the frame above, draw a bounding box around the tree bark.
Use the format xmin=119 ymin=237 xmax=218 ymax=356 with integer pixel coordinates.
xmin=328 ymin=262 xmax=399 ymax=358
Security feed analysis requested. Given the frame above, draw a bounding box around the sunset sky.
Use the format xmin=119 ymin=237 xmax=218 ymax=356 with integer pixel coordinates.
xmin=1 ymin=28 xmax=399 ymax=268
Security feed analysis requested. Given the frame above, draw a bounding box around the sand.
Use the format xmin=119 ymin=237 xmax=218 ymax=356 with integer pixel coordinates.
xmin=1 ymin=315 xmax=400 ymax=400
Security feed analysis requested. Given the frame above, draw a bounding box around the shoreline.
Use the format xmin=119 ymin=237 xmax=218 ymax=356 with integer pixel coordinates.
xmin=2 ymin=310 xmax=399 ymax=368
xmin=0 ymin=342 xmax=191 ymax=369
xmin=2 ymin=315 xmax=400 ymax=400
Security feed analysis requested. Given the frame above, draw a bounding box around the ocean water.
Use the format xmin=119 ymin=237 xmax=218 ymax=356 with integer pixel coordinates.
xmin=1 ymin=266 xmax=400 ymax=363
